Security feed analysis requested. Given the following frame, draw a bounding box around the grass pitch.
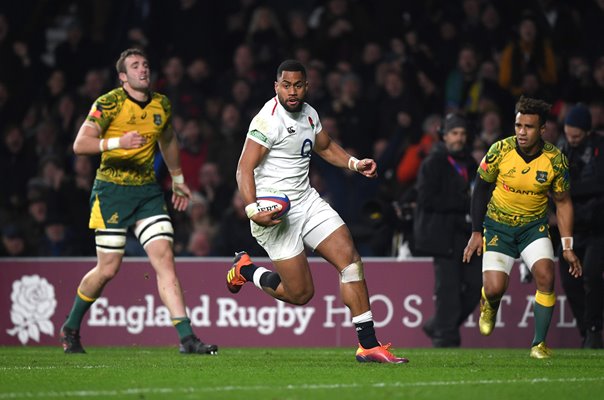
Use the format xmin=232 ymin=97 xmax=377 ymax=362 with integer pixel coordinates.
xmin=0 ymin=346 xmax=603 ymax=399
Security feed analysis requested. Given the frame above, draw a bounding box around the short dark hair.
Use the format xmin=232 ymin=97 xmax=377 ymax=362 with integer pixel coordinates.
xmin=276 ymin=60 xmax=306 ymax=80
xmin=515 ymin=96 xmax=551 ymax=126
xmin=116 ymin=48 xmax=147 ymax=75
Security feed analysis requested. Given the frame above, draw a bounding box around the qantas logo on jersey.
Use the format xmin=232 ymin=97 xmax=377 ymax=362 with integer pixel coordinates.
xmin=502 ymin=183 xmax=539 ymax=195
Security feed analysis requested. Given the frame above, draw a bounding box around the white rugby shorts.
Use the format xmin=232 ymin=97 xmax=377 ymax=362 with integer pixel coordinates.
xmin=251 ymin=188 xmax=344 ymax=260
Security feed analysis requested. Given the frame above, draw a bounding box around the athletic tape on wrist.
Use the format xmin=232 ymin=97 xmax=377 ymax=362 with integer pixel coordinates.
xmin=245 ymin=202 xmax=259 ymax=219
xmin=561 ymin=236 xmax=573 ymax=251
xmin=348 ymin=156 xmax=360 ymax=171
xmin=171 ymin=174 xmax=184 ymax=184
xmin=107 ymin=137 xmax=120 ymax=150
xmin=99 ymin=139 xmax=105 ymax=152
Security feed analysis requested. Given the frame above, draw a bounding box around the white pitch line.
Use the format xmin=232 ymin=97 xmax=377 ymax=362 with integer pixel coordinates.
xmin=0 ymin=377 xmax=603 ymax=398
xmin=0 ymin=365 xmax=109 ymax=371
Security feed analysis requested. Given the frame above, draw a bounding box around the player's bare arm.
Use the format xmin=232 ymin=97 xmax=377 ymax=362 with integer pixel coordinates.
xmin=158 ymin=127 xmax=191 ymax=212
xmin=314 ymin=130 xmax=377 ymax=178
xmin=552 ymin=190 xmax=582 ymax=278
xmin=73 ymin=121 xmax=146 ymax=155
xmin=236 ymin=138 xmax=281 ymax=226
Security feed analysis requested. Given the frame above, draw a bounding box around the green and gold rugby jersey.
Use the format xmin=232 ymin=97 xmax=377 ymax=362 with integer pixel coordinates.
xmin=478 ymin=136 xmax=569 ymax=226
xmin=86 ymin=87 xmax=171 ymax=185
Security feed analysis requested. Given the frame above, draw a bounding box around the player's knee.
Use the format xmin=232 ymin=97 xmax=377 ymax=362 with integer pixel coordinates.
xmin=340 ymin=261 xmax=364 ymax=283
xmin=289 ymin=288 xmax=314 ymax=305
xmin=95 ymin=228 xmax=127 ymax=254
xmin=134 ymin=215 xmax=174 ymax=249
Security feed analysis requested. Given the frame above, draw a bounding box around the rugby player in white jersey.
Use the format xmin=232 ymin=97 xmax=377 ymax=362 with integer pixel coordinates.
xmin=226 ymin=60 xmax=408 ymax=363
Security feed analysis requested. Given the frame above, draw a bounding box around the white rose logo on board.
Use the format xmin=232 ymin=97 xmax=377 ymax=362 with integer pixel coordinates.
xmin=6 ymin=275 xmax=57 ymax=345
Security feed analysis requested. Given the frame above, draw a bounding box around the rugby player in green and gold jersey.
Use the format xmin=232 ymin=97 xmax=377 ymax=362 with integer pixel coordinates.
xmin=463 ymin=96 xmax=582 ymax=358
xmin=60 ymin=48 xmax=217 ymax=355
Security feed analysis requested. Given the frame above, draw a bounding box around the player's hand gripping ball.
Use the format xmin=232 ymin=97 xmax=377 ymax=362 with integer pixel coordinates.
xmin=256 ymin=190 xmax=290 ymax=219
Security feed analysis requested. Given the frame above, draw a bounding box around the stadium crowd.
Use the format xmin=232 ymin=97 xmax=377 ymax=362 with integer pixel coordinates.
xmin=1 ymin=0 xmax=604 ymax=258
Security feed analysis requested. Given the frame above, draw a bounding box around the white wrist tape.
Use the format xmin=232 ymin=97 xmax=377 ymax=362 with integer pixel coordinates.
xmin=348 ymin=156 xmax=360 ymax=171
xmin=100 ymin=138 xmax=121 ymax=152
xmin=107 ymin=137 xmax=120 ymax=150
xmin=245 ymin=202 xmax=259 ymax=219
xmin=171 ymin=174 xmax=184 ymax=184
xmin=561 ymin=237 xmax=573 ymax=251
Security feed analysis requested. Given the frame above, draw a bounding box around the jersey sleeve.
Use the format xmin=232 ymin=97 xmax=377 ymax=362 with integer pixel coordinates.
xmin=477 ymin=141 xmax=504 ymax=183
xmin=86 ymin=91 xmax=120 ymax=133
xmin=551 ymin=150 xmax=570 ymax=193
xmin=158 ymin=93 xmax=173 ymax=133
xmin=247 ymin=114 xmax=278 ymax=149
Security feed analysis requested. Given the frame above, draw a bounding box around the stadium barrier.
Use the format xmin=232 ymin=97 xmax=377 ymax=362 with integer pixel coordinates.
xmin=0 ymin=258 xmax=581 ymax=348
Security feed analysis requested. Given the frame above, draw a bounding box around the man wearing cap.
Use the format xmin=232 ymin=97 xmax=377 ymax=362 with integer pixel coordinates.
xmin=559 ymin=103 xmax=604 ymax=348
xmin=415 ymin=113 xmax=482 ymax=347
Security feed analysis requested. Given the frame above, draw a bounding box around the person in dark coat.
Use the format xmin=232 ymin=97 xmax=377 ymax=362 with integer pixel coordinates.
xmin=414 ymin=113 xmax=482 ymax=347
xmin=558 ymin=103 xmax=604 ymax=348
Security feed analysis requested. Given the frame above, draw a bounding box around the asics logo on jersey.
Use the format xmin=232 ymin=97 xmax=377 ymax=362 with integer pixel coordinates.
xmin=287 ymin=126 xmax=296 ymax=134
xmin=521 ymin=166 xmax=531 ymax=174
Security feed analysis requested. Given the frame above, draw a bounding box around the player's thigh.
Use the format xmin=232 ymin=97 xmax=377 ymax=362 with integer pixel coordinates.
xmin=272 ymin=251 xmax=314 ymax=295
xmin=518 ymin=218 xmax=553 ymax=269
xmin=312 ymin=224 xmax=359 ymax=272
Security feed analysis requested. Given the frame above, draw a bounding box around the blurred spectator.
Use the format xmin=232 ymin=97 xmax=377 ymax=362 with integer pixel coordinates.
xmin=0 ymin=224 xmax=31 ymax=257
xmin=414 ymin=113 xmax=481 ymax=347
xmin=330 ymin=72 xmax=376 ymax=154
xmin=0 ymin=124 xmax=37 ymax=214
xmin=155 ymin=55 xmax=203 ymax=119
xmin=196 ymin=161 xmax=234 ymax=222
xmin=444 ymin=44 xmax=480 ymax=115
xmin=180 ymin=228 xmax=213 ymax=257
xmin=207 ymin=103 xmax=246 ymax=185
xmin=474 ymin=2 xmax=507 ymax=61
xmin=395 ymin=114 xmax=441 ymax=188
xmin=498 ymin=11 xmax=558 ymax=97
xmin=558 ymin=104 xmax=604 ymax=348
xmin=53 ymin=19 xmax=101 ymax=89
xmin=21 ymin=192 xmax=49 ymax=252
xmin=37 ymin=213 xmax=79 ymax=256
xmin=314 ymin=0 xmax=368 ymax=64
xmin=173 ymin=192 xmax=215 ymax=256
xmin=187 ymin=56 xmax=216 ymax=97
xmin=175 ymin=118 xmax=208 ymax=192
xmin=246 ymin=6 xmax=287 ymax=70
xmin=561 ymin=54 xmax=593 ymax=104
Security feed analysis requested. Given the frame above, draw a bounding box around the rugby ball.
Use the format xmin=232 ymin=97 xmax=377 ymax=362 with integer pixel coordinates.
xmin=256 ymin=190 xmax=290 ymax=219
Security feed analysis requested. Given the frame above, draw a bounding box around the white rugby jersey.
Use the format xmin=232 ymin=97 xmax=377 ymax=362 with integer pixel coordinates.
xmin=246 ymin=96 xmax=322 ymax=202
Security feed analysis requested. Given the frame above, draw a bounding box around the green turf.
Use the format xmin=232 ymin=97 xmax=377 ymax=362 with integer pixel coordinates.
xmin=0 ymin=346 xmax=603 ymax=399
